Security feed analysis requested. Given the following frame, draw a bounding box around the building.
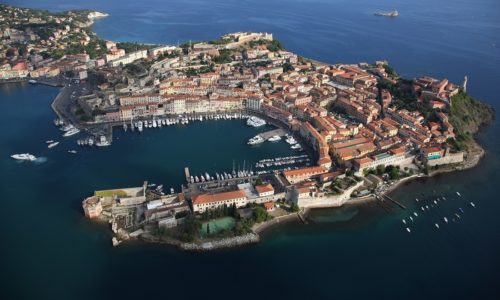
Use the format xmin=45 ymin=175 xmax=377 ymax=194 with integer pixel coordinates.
xmin=192 ymin=189 xmax=247 ymax=213
xmin=283 ymin=166 xmax=328 ymax=184
xmin=82 ymin=196 xmax=103 ymax=219
xmin=255 ymin=184 xmax=275 ymax=197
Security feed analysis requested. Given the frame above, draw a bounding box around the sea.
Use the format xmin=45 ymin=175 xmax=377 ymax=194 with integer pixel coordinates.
xmin=1 ymin=0 xmax=500 ymax=299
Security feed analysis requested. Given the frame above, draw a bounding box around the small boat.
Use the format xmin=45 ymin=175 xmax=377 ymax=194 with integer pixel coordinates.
xmin=267 ymin=135 xmax=281 ymax=142
xmin=470 ymin=202 xmax=476 ymax=208
xmin=45 ymin=140 xmax=55 ymax=144
xmin=456 ymin=192 xmax=462 ymax=197
xmin=433 ymin=200 xmax=438 ymax=205
xmin=435 ymin=223 xmax=440 ymax=229
xmin=415 ymin=198 xmax=419 ymax=202
xmin=454 ymin=213 xmax=461 ymax=219
xmin=442 ymin=197 xmax=446 ymax=200
xmin=420 ymin=207 xmax=425 ymax=212
xmin=47 ymin=142 xmax=59 ymax=149
xmin=459 ymin=207 xmax=465 ymax=213
xmin=406 ymin=227 xmax=411 ymax=233
xmin=402 ymin=219 xmax=406 ymax=225
xmin=28 ymin=79 xmax=37 ymax=84
xmin=68 ymin=150 xmax=78 ymax=154
xmin=11 ymin=153 xmax=37 ymax=161
xmin=425 ymin=205 xmax=429 ymax=210
xmin=409 ymin=216 xmax=414 ymax=222
xmin=413 ymin=212 xmax=418 ymax=217
xmin=443 ymin=217 xmax=448 ymax=223
xmin=170 ymin=188 xmax=175 ymax=194
xmin=63 ymin=128 xmax=80 ymax=137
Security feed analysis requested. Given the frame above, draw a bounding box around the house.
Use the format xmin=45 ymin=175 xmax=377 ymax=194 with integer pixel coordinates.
xmin=283 ymin=166 xmax=328 ymax=184
xmin=263 ymin=202 xmax=275 ymax=212
xmin=255 ymin=184 xmax=275 ymax=197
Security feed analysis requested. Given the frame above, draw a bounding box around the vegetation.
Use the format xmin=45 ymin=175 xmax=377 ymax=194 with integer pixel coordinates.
xmin=212 ymin=49 xmax=233 ymax=64
xmin=116 ymin=42 xmax=155 ymax=53
xmin=449 ymin=91 xmax=495 ymax=149
xmin=95 ymin=189 xmax=128 ymax=197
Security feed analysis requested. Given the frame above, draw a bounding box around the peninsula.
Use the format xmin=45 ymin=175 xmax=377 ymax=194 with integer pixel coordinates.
xmin=1 ymin=5 xmax=494 ymax=250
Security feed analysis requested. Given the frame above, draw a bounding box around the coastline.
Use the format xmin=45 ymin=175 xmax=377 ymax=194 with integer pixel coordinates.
xmin=8 ymin=5 xmax=490 ymax=251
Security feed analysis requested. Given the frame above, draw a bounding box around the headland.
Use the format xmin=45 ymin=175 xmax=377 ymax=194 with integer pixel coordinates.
xmin=1 ymin=4 xmax=494 ymax=250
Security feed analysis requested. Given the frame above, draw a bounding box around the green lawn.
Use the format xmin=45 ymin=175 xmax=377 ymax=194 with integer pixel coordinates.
xmin=95 ymin=189 xmax=128 ymax=197
xmin=200 ymin=217 xmax=236 ymax=237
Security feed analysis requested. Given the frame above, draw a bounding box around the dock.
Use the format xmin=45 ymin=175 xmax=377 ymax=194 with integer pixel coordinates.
xmin=258 ymin=128 xmax=286 ymax=140
xmin=377 ymin=193 xmax=406 ymax=210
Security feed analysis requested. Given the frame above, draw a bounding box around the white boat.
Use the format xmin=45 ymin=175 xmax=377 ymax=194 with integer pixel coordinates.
xmin=470 ymin=202 xmax=476 ymax=208
xmin=402 ymin=219 xmax=406 ymax=225
xmin=435 ymin=223 xmax=440 ymax=229
xmin=413 ymin=212 xmax=418 ymax=217
xmin=68 ymin=150 xmax=78 ymax=154
xmin=170 ymin=188 xmax=175 ymax=194
xmin=415 ymin=198 xmax=419 ymax=202
xmin=63 ymin=128 xmax=80 ymax=137
xmin=409 ymin=216 xmax=413 ymax=222
xmin=286 ymin=137 xmax=297 ymax=145
xmin=456 ymin=192 xmax=462 ymax=197
xmin=138 ymin=121 xmax=143 ymax=132
xmin=406 ymin=227 xmax=411 ymax=233
xmin=246 ymin=116 xmax=266 ymax=127
xmin=248 ymin=135 xmax=265 ymax=145
xmin=123 ymin=123 xmax=128 ymax=132
xmin=28 ymin=79 xmax=37 ymax=84
xmin=45 ymin=140 xmax=54 ymax=144
xmin=96 ymin=136 xmax=111 ymax=147
xmin=11 ymin=153 xmax=36 ymax=161
xmin=268 ymin=135 xmax=281 ymax=142
xmin=47 ymin=142 xmax=59 ymax=149
xmin=443 ymin=217 xmax=448 ymax=223
xmin=291 ymin=144 xmax=302 ymax=150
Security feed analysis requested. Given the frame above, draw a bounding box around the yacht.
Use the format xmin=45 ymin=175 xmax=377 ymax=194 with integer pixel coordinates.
xmin=68 ymin=150 xmax=78 ymax=154
xmin=435 ymin=223 xmax=440 ymax=229
xmin=47 ymin=142 xmax=59 ymax=149
xmin=248 ymin=135 xmax=265 ymax=145
xmin=246 ymin=116 xmax=266 ymax=127
xmin=406 ymin=227 xmax=411 ymax=233
xmin=96 ymin=136 xmax=111 ymax=147
xmin=413 ymin=212 xmax=418 ymax=217
xmin=63 ymin=128 xmax=80 ymax=137
xmin=443 ymin=217 xmax=448 ymax=223
xmin=11 ymin=153 xmax=37 ymax=161
xmin=267 ymin=135 xmax=281 ymax=142
xmin=402 ymin=219 xmax=406 ymax=225
xmin=286 ymin=137 xmax=297 ymax=145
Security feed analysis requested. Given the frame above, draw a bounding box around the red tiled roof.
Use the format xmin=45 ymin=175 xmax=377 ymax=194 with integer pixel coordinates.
xmin=192 ymin=190 xmax=246 ymax=205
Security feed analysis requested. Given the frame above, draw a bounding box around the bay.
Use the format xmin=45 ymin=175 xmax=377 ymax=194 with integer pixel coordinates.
xmin=1 ymin=0 xmax=500 ymax=299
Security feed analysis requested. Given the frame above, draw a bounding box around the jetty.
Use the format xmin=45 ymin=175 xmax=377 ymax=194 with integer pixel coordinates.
xmin=259 ymin=128 xmax=286 ymax=140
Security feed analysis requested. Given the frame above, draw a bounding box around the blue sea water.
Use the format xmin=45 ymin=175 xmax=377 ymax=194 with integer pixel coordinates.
xmin=1 ymin=0 xmax=500 ymax=299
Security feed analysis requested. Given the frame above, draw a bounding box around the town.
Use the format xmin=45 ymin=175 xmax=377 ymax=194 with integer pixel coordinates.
xmin=1 ymin=5 xmax=492 ymax=249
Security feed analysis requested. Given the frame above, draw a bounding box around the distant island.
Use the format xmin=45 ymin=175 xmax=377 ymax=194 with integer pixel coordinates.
xmin=1 ymin=5 xmax=494 ymax=250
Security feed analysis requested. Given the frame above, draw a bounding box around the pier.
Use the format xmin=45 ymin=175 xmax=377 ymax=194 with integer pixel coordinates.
xmin=376 ymin=193 xmax=407 ymax=210
xmin=258 ymin=128 xmax=286 ymax=140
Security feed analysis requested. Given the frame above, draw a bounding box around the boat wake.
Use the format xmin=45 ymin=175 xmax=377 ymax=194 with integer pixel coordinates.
xmin=34 ymin=157 xmax=48 ymax=164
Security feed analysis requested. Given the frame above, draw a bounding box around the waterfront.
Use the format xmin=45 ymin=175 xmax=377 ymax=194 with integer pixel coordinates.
xmin=1 ymin=0 xmax=500 ymax=299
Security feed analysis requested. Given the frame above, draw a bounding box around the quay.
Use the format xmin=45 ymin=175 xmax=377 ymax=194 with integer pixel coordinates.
xmin=258 ymin=128 xmax=286 ymax=140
